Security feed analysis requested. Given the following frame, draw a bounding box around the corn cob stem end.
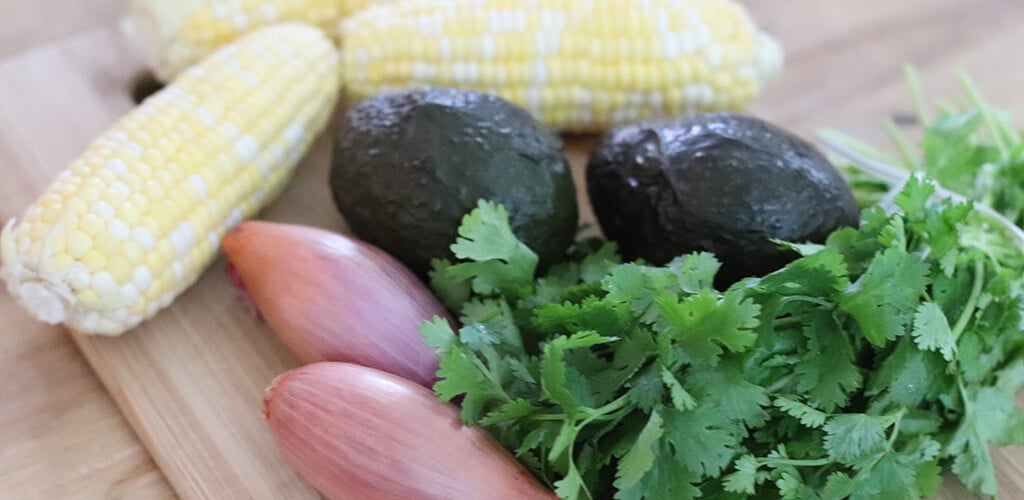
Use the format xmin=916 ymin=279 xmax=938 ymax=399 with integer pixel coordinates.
xmin=11 ymin=281 xmax=70 ymax=325
xmin=2 ymin=220 xmax=73 ymax=326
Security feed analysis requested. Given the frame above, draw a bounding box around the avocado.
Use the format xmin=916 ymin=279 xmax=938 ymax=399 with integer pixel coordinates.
xmin=330 ymin=88 xmax=579 ymax=276
xmin=586 ymin=112 xmax=859 ymax=285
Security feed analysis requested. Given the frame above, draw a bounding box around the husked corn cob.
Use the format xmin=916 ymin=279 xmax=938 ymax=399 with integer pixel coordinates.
xmin=0 ymin=23 xmax=341 ymax=336
xmin=130 ymin=0 xmax=386 ymax=80
xmin=340 ymin=0 xmax=783 ymax=131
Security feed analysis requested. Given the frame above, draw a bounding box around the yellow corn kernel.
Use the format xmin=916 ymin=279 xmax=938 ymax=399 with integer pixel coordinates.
xmin=340 ymin=0 xmax=783 ymax=131
xmin=0 ymin=24 xmax=341 ymax=335
xmin=130 ymin=0 xmax=390 ymax=80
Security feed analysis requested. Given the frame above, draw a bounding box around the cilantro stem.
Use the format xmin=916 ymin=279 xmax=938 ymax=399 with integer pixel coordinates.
xmin=469 ymin=355 xmax=512 ymax=402
xmin=958 ymin=380 xmax=971 ymax=409
xmin=842 ymin=408 xmax=908 ymax=487
xmin=560 ymin=430 xmax=593 ymax=500
xmin=530 ymin=414 xmax=566 ymax=421
xmin=780 ymin=295 xmax=834 ymax=308
xmin=772 ymin=315 xmax=807 ymax=328
xmin=761 ymin=457 xmax=833 ymax=468
xmin=958 ymin=71 xmax=1011 ymax=156
xmin=937 ymin=101 xmax=957 ymax=116
xmin=951 ymin=260 xmax=985 ymax=341
xmin=905 ymin=66 xmax=932 ymax=127
xmin=884 ymin=119 xmax=919 ymax=170
xmin=765 ymin=374 xmax=797 ymax=394
xmin=586 ymin=393 xmax=633 ymax=420
xmin=816 ymin=129 xmax=903 ymax=168
xmin=886 ymin=408 xmax=906 ymax=450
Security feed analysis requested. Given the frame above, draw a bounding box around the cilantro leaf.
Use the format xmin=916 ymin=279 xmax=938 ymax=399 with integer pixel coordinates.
xmin=661 ymin=366 xmax=697 ymax=411
xmin=826 ymin=208 xmax=887 ymax=275
xmin=775 ymin=471 xmax=815 ymax=500
xmin=662 ymin=406 xmax=738 ymax=477
xmin=794 ymin=311 xmax=862 ymax=411
xmin=840 ymin=248 xmax=929 ymax=346
xmin=424 ymin=316 xmax=528 ymax=423
xmin=688 ymin=358 xmax=769 ymax=428
xmin=553 ymin=465 xmax=588 ymax=500
xmin=850 ymin=452 xmax=918 ymax=500
xmin=911 ymin=302 xmax=957 ymax=361
xmin=614 ymin=444 xmax=702 ymax=500
xmin=899 ymin=409 xmax=943 ymax=436
xmin=541 ymin=331 xmax=614 ymax=416
xmin=774 ymin=397 xmax=827 ymax=429
xmin=758 ymin=247 xmax=849 ymax=300
xmin=626 ymin=365 xmax=665 ymax=413
xmin=722 ymin=455 xmax=764 ymax=495
xmin=893 ymin=174 xmax=937 ymax=218
xmin=914 ymin=460 xmax=944 ymax=498
xmin=420 ymin=316 xmax=458 ymax=357
xmin=446 ymin=200 xmax=538 ymax=296
xmin=920 ymin=201 xmax=972 ymax=261
xmin=654 ymin=291 xmax=760 ymax=366
xmin=867 ymin=338 xmax=949 ymax=407
xmin=433 ymin=345 xmax=504 ymax=422
xmin=668 ymin=252 xmax=721 ymax=293
xmin=823 ymin=414 xmax=890 ymax=464
xmin=615 ymin=410 xmax=664 ymax=490
xmin=603 ymin=264 xmax=679 ymax=324
xmin=997 ymin=358 xmax=1024 ymax=394
xmin=478 ymin=398 xmax=540 ymax=426
xmin=428 ymin=258 xmax=471 ymax=310
xmin=459 ymin=298 xmax=523 ymax=350
xmin=821 ymin=472 xmax=855 ymax=499
xmin=948 ymin=385 xmax=1024 ymax=494
xmin=533 ymin=296 xmax=629 ymax=338
xmin=579 ymin=241 xmax=621 ymax=283
xmin=878 ymin=215 xmax=907 ymax=251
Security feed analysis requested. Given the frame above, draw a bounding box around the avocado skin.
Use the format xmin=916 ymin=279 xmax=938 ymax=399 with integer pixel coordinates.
xmin=586 ymin=112 xmax=859 ymax=285
xmin=331 ymin=88 xmax=578 ymax=276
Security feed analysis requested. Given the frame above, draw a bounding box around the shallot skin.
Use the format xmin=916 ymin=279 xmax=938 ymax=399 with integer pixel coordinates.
xmin=264 ymin=362 xmax=557 ymax=500
xmin=223 ymin=221 xmax=450 ymax=387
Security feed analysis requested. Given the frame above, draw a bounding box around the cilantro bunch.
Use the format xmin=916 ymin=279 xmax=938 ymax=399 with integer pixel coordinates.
xmin=827 ymin=68 xmax=1024 ymax=227
xmin=421 ymin=180 xmax=1024 ymax=499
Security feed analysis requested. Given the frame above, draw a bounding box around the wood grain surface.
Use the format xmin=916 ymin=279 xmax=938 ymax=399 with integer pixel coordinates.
xmin=0 ymin=1 xmax=175 ymax=498
xmin=1 ymin=1 xmax=1023 ymax=499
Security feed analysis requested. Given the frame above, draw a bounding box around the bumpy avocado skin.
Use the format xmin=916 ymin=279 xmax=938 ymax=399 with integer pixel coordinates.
xmin=331 ymin=88 xmax=578 ymax=276
xmin=586 ymin=112 xmax=859 ymax=285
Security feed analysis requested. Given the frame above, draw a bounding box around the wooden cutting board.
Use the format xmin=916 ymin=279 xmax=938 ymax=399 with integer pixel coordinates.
xmin=2 ymin=0 xmax=1024 ymax=498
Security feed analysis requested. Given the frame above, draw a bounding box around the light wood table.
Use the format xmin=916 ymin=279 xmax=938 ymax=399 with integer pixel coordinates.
xmin=1 ymin=1 xmax=1022 ymax=498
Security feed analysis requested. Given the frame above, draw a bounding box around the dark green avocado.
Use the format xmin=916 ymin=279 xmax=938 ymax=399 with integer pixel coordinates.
xmin=586 ymin=112 xmax=859 ymax=285
xmin=330 ymin=88 xmax=579 ymax=276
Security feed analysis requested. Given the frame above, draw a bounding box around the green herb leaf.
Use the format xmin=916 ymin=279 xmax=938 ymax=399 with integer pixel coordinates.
xmin=479 ymin=398 xmax=540 ymax=426
xmin=615 ymin=410 xmax=664 ymax=490
xmin=654 ymin=291 xmax=760 ymax=366
xmin=823 ymin=414 xmax=890 ymax=464
xmin=723 ymin=455 xmax=762 ymax=494
xmin=911 ymin=302 xmax=957 ymax=361
xmin=868 ymin=338 xmax=948 ymax=407
xmin=661 ymin=366 xmax=697 ymax=411
xmin=841 ymin=248 xmax=929 ymax=346
xmin=662 ymin=406 xmax=739 ymax=477
xmin=669 ymin=252 xmax=721 ymax=293
xmin=688 ymin=358 xmax=769 ymax=428
xmin=794 ymin=311 xmax=862 ymax=411
xmin=774 ymin=397 xmax=828 ymax=429
xmin=447 ymin=200 xmax=538 ymax=296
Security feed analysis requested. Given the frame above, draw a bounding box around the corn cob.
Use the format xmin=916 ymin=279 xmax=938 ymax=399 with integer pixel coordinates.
xmin=0 ymin=23 xmax=342 ymax=336
xmin=340 ymin=0 xmax=783 ymax=131
xmin=130 ymin=0 xmax=386 ymax=80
